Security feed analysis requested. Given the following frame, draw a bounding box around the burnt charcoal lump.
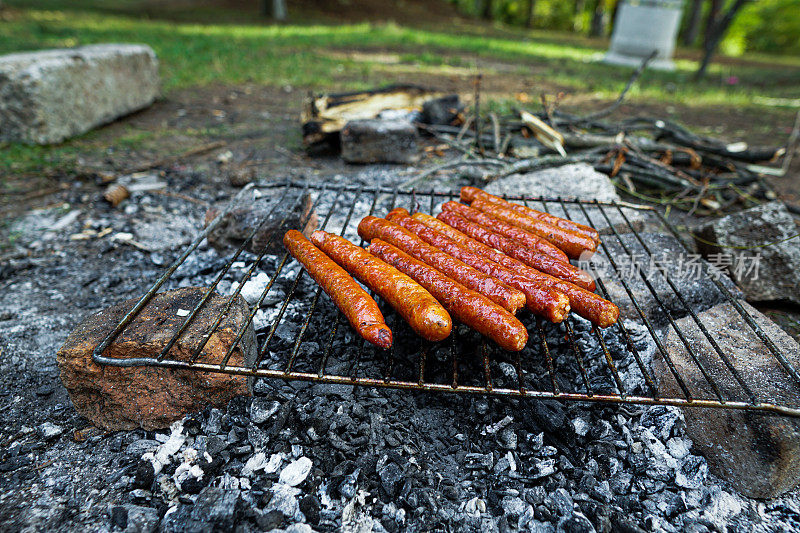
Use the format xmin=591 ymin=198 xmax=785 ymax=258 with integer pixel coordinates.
xmin=205 ymin=188 xmax=317 ymax=256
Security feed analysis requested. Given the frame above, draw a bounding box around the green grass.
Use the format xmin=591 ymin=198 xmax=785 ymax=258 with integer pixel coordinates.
xmin=1 ymin=1 xmax=799 ymax=175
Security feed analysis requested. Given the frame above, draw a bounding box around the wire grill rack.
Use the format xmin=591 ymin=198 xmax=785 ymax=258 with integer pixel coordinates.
xmin=93 ymin=181 xmax=800 ymax=417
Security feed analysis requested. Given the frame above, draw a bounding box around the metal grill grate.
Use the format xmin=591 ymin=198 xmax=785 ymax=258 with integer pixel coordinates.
xmin=92 ymin=181 xmax=800 ymax=417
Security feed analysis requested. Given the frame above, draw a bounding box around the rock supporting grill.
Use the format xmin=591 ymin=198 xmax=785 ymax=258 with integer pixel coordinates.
xmin=92 ymin=182 xmax=800 ymax=418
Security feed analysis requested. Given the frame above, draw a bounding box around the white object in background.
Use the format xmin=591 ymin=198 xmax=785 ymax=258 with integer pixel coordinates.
xmin=604 ymin=0 xmax=684 ymax=71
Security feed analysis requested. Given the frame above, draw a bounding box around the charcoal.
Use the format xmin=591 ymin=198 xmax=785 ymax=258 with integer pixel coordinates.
xmin=379 ymin=462 xmax=404 ymax=499
xmin=546 ymin=488 xmax=574 ymax=517
xmin=556 ymin=512 xmax=596 ymax=533
xmin=250 ymin=398 xmax=281 ymax=425
xmin=420 ymin=95 xmax=463 ymax=126
xmin=205 ymin=188 xmax=317 ymax=256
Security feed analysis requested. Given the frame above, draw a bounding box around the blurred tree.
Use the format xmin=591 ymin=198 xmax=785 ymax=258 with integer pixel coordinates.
xmin=590 ymin=0 xmax=607 ymax=37
xmin=682 ymin=0 xmax=704 ymax=46
xmin=526 ymin=0 xmax=537 ymax=28
xmin=696 ymin=0 xmax=749 ymax=78
xmin=482 ymin=0 xmax=494 ymax=20
xmin=262 ymin=0 xmax=287 ymax=21
xmin=703 ymin=0 xmax=722 ymax=49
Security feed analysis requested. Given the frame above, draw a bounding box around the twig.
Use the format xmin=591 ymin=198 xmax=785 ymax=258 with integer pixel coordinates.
xmin=474 ymin=74 xmax=484 ymax=155
xmin=150 ymin=189 xmax=211 ymax=207
xmin=781 ymin=109 xmax=800 ymax=176
xmin=489 ymin=112 xmax=501 ymax=153
xmin=456 ymin=115 xmax=474 ymax=142
xmin=576 ymin=50 xmax=657 ymax=123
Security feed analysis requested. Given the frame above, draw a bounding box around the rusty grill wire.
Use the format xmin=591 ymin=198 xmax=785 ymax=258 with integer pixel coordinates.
xmin=92 ymin=181 xmax=800 ymax=417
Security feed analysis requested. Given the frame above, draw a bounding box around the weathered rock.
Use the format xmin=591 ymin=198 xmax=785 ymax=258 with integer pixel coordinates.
xmin=595 ymin=232 xmax=741 ymax=327
xmin=205 ymin=188 xmax=317 ymax=255
xmin=57 ymin=287 xmax=256 ymax=431
xmin=484 ymin=164 xmax=652 ymax=234
xmin=0 ymin=44 xmax=159 ymax=144
xmin=341 ymin=119 xmax=419 ymax=164
xmin=654 ymin=300 xmax=800 ymax=498
xmin=695 ymin=202 xmax=800 ymax=305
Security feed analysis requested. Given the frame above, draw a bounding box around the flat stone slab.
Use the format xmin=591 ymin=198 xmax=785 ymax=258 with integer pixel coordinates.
xmin=591 ymin=232 xmax=741 ymax=327
xmin=654 ymin=300 xmax=800 ymax=499
xmin=341 ymin=118 xmax=419 ymax=164
xmin=484 ymin=163 xmax=651 ymax=234
xmin=695 ymin=201 xmax=800 ymax=306
xmin=57 ymin=287 xmax=256 ymax=431
xmin=0 ymin=44 xmax=159 ymax=144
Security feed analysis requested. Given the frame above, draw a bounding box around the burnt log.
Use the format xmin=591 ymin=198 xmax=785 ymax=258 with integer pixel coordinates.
xmin=301 ymin=84 xmax=442 ymax=149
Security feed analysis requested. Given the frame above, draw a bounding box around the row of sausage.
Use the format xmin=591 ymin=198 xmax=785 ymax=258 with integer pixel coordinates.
xmin=282 ymin=186 xmax=619 ymax=352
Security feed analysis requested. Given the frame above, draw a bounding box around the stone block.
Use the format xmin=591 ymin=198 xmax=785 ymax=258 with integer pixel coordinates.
xmin=57 ymin=287 xmax=256 ymax=431
xmin=0 ymin=44 xmax=160 ymax=144
xmin=654 ymin=300 xmax=800 ymax=498
xmin=695 ymin=201 xmax=800 ymax=306
xmin=593 ymin=232 xmax=741 ymax=327
xmin=340 ymin=119 xmax=419 ymax=164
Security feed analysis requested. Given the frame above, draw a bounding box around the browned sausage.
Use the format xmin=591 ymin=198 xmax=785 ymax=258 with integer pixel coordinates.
xmin=386 ymin=208 xmax=569 ymax=323
xmin=441 ymin=201 xmax=595 ymax=291
xmin=309 ymin=230 xmax=452 ymax=342
xmin=461 ymin=186 xmax=600 ymax=244
xmin=471 ymin=197 xmax=597 ymax=260
xmin=433 ymin=212 xmax=619 ymax=328
xmin=357 ymin=216 xmax=526 ymax=314
xmin=283 ymin=230 xmax=392 ymax=348
xmin=438 ymin=202 xmax=567 ymax=262
xmin=368 ymin=239 xmax=528 ymax=351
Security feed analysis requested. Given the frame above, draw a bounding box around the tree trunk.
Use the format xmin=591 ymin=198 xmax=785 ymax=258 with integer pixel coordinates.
xmin=695 ymin=0 xmax=749 ymax=79
xmin=262 ymin=0 xmax=287 ymax=20
xmin=526 ymin=0 xmax=536 ymax=28
xmin=682 ymin=0 xmax=704 ymax=46
xmin=590 ymin=0 xmax=606 ymax=37
xmin=482 ymin=0 xmax=493 ymax=20
xmin=703 ymin=0 xmax=722 ymax=49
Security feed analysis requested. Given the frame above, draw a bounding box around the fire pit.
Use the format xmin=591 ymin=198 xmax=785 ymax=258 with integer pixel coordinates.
xmin=91 ymin=181 xmax=800 ymax=418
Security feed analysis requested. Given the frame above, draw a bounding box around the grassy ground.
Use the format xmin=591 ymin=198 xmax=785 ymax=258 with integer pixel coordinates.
xmin=1 ymin=0 xmax=799 ymax=178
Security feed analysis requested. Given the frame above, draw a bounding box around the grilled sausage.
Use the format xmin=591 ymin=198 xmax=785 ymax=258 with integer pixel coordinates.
xmin=283 ymin=230 xmax=392 ymax=348
xmin=369 ymin=239 xmax=528 ymax=351
xmin=461 ymin=186 xmax=600 ymax=244
xmin=309 ymin=230 xmax=452 ymax=342
xmin=439 ymin=202 xmax=567 ymax=262
xmin=471 ymin=197 xmax=597 ymax=260
xmin=441 ymin=201 xmax=595 ymax=291
xmin=357 ymin=216 xmax=526 ymax=314
xmin=386 ymin=208 xmax=569 ymax=323
xmin=433 ymin=212 xmax=619 ymax=328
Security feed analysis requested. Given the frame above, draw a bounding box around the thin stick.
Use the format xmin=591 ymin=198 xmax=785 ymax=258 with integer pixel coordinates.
xmin=489 ymin=112 xmax=501 ymax=153
xmin=474 ymin=74 xmax=484 ymax=155
xmin=781 ymin=109 xmax=800 ymax=176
